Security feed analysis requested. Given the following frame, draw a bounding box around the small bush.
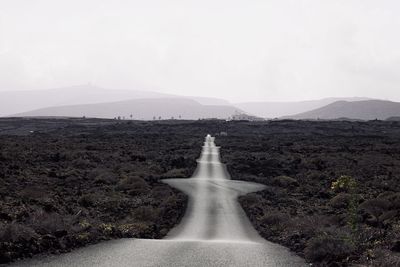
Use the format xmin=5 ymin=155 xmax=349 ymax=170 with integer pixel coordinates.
xmin=27 ymin=210 xmax=68 ymax=235
xmin=88 ymin=169 xmax=117 ymax=185
xmin=329 ymin=193 xmax=352 ymax=209
xmin=383 ymin=193 xmax=400 ymax=209
xmin=162 ymin=168 xmax=187 ymax=178
xmin=19 ymin=186 xmax=47 ymax=201
xmin=331 ymin=175 xmax=356 ymax=193
xmin=260 ymin=211 xmax=289 ymax=227
xmin=287 ymin=215 xmax=323 ymax=237
xmin=117 ymin=222 xmax=151 ymax=238
xmin=78 ymin=194 xmax=96 ymax=207
xmin=72 ymin=158 xmax=94 ymax=169
xmin=115 ymin=176 xmax=149 ymax=192
xmin=98 ymin=223 xmax=115 ymax=235
xmin=134 ymin=206 xmax=159 ymax=222
xmin=0 ymin=222 xmax=38 ymax=243
xmin=372 ymin=249 xmax=400 ymax=267
xmin=305 ymin=235 xmax=354 ymax=264
xmin=240 ymin=194 xmax=262 ymax=207
xmin=359 ymin=198 xmax=391 ymax=226
xmin=272 ymin=176 xmax=299 ymax=188
xmin=152 ymin=185 xmax=172 ymax=199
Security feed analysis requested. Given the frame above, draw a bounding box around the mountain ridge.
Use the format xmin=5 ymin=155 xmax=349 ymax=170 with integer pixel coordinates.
xmin=234 ymin=97 xmax=373 ymax=118
xmin=283 ymin=100 xmax=400 ymax=120
xmin=0 ymin=85 xmax=230 ymax=116
xmin=13 ymin=97 xmax=243 ymax=120
xmin=2 ymin=85 xmax=397 ymax=120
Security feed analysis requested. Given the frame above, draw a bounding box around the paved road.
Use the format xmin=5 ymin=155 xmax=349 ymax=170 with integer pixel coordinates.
xmin=13 ymin=135 xmax=305 ymax=267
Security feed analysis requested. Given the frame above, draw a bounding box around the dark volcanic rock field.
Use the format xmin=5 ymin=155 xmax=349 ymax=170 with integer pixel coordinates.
xmin=218 ymin=120 xmax=400 ymax=266
xmin=0 ymin=118 xmax=209 ymax=264
xmin=1 ymin=118 xmax=400 ymax=266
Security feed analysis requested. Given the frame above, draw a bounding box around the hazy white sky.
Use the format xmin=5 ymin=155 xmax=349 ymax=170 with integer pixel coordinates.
xmin=1 ymin=0 xmax=400 ymax=102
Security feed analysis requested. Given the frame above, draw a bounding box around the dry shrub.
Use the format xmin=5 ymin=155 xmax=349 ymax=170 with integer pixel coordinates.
xmin=359 ymin=198 xmax=391 ymax=226
xmin=72 ymin=158 xmax=94 ymax=169
xmin=163 ymin=194 xmax=179 ymax=206
xmin=117 ymin=222 xmax=151 ymax=238
xmin=289 ymin=216 xmax=320 ymax=237
xmin=19 ymin=186 xmax=47 ymax=201
xmin=152 ymin=185 xmax=172 ymax=199
xmin=27 ymin=210 xmax=68 ymax=235
xmin=88 ymin=169 xmax=118 ymax=185
xmin=134 ymin=206 xmax=159 ymax=222
xmin=78 ymin=194 xmax=96 ymax=207
xmin=240 ymin=194 xmax=262 ymax=207
xmin=329 ymin=193 xmax=352 ymax=209
xmin=260 ymin=211 xmax=289 ymax=227
xmin=383 ymin=192 xmax=400 ymax=209
xmin=371 ymin=249 xmax=400 ymax=267
xmin=162 ymin=168 xmax=187 ymax=178
xmin=0 ymin=222 xmax=38 ymax=243
xmin=115 ymin=176 xmax=149 ymax=192
xmin=305 ymin=234 xmax=354 ymax=264
xmin=272 ymin=176 xmax=299 ymax=188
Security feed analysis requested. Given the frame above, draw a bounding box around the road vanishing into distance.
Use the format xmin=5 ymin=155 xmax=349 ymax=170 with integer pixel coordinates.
xmin=14 ymin=135 xmax=305 ymax=267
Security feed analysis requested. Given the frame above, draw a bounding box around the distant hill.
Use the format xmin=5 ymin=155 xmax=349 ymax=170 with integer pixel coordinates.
xmin=2 ymin=85 xmax=391 ymax=120
xmin=234 ymin=97 xmax=372 ymax=118
xmin=386 ymin=117 xmax=400 ymax=121
xmin=0 ymin=85 xmax=230 ymax=116
xmin=284 ymin=100 xmax=400 ymax=120
xmin=189 ymin=97 xmax=230 ymax=106
xmin=14 ymin=98 xmax=242 ymax=120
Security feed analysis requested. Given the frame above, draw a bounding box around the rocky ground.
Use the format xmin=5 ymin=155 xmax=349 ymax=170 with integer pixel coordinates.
xmin=0 ymin=118 xmax=210 ymax=264
xmin=217 ymin=120 xmax=400 ymax=267
xmin=1 ymin=118 xmax=400 ymax=266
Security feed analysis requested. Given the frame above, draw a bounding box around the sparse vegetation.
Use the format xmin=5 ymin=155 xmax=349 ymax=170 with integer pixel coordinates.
xmin=218 ymin=119 xmax=400 ymax=266
xmin=2 ymin=118 xmax=400 ymax=265
xmin=0 ymin=118 xmax=206 ymax=263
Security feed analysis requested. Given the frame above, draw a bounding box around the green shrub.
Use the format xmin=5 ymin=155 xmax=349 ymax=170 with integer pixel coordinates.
xmin=331 ymin=175 xmax=356 ymax=193
xmin=331 ymin=175 xmax=359 ymax=232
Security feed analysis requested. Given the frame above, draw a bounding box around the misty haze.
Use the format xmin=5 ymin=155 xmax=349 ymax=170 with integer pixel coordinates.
xmin=1 ymin=1 xmax=400 ymax=266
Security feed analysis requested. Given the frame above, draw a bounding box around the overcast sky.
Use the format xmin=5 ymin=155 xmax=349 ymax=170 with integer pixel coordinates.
xmin=1 ymin=0 xmax=399 ymax=102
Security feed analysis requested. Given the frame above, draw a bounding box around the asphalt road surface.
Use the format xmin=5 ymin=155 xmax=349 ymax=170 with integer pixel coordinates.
xmin=13 ymin=135 xmax=306 ymax=267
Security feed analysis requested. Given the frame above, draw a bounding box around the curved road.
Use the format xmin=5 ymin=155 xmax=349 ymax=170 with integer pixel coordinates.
xmin=13 ymin=135 xmax=305 ymax=267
